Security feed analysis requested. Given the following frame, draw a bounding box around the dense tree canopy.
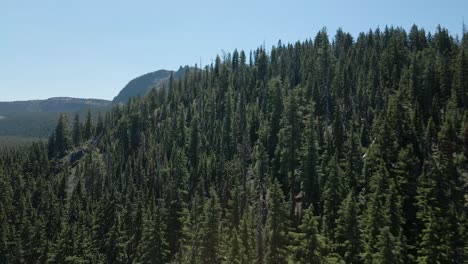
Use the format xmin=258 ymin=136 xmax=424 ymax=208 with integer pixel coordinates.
xmin=0 ymin=25 xmax=467 ymax=263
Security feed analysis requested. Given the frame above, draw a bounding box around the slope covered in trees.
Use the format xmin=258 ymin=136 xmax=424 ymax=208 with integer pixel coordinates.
xmin=0 ymin=98 xmax=111 ymax=139
xmin=0 ymin=25 xmax=467 ymax=263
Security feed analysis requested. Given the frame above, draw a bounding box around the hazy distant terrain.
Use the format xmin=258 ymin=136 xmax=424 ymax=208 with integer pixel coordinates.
xmin=0 ymin=68 xmax=187 ymax=140
xmin=0 ymin=112 xmax=59 ymax=138
xmin=0 ymin=97 xmax=111 ymax=114
xmin=0 ymin=97 xmax=111 ymax=139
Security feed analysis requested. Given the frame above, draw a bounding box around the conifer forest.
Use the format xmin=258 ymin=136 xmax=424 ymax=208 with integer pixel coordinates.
xmin=0 ymin=25 xmax=467 ymax=263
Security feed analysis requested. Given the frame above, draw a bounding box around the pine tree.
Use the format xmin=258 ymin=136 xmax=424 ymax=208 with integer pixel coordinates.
xmin=268 ymin=77 xmax=283 ymax=160
xmin=322 ymin=156 xmax=343 ymax=243
xmin=454 ymin=40 xmax=468 ymax=108
xmin=126 ymin=200 xmax=144 ymax=262
xmin=200 ymin=188 xmax=222 ymax=264
xmin=54 ymin=114 xmax=72 ymax=157
xmin=291 ymin=205 xmax=326 ymax=264
xmin=240 ymin=216 xmax=253 ymax=264
xmin=335 ymin=191 xmax=361 ymax=263
xmin=374 ymin=226 xmax=402 ymax=264
xmin=361 ymin=161 xmax=389 ymax=264
xmin=104 ymin=214 xmax=128 ymax=264
xmin=276 ymin=90 xmax=302 ymax=218
xmin=265 ymin=179 xmax=289 ymax=264
xmin=415 ymin=152 xmax=458 ymax=263
xmin=343 ymin=128 xmax=363 ymax=193
xmin=301 ymin=113 xmax=320 ymax=211
xmin=84 ymin=110 xmax=93 ymax=141
xmin=138 ymin=200 xmax=169 ymax=264
xmin=72 ymin=114 xmax=82 ymax=147
xmin=227 ymin=230 xmax=242 ymax=264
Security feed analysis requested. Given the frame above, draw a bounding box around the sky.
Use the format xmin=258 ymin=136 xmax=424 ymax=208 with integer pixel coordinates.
xmin=1 ymin=0 xmax=467 ymax=101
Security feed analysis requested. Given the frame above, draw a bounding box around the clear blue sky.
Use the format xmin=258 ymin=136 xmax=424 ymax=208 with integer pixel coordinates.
xmin=1 ymin=0 xmax=466 ymax=101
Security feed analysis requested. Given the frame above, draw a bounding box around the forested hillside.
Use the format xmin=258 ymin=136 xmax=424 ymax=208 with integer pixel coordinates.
xmin=0 ymin=97 xmax=110 ymax=114
xmin=0 ymin=25 xmax=467 ymax=263
xmin=0 ymin=98 xmax=111 ymax=139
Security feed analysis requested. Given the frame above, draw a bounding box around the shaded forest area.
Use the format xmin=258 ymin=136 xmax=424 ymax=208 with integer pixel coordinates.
xmin=0 ymin=25 xmax=467 ymax=263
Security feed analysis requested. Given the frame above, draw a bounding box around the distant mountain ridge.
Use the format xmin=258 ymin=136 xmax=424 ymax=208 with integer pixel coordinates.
xmin=0 ymin=97 xmax=111 ymax=114
xmin=0 ymin=97 xmax=111 ymax=139
xmin=113 ymin=66 xmax=188 ymax=103
xmin=0 ymin=66 xmax=190 ymax=139
xmin=1 ymin=65 xmax=190 ymax=112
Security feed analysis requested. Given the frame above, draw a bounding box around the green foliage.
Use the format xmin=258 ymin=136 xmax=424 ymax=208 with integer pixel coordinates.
xmin=335 ymin=192 xmax=361 ymax=263
xmin=290 ymin=205 xmax=326 ymax=264
xmin=265 ymin=179 xmax=290 ymax=264
xmin=0 ymin=25 xmax=467 ymax=264
xmin=52 ymin=114 xmax=73 ymax=157
xmin=137 ymin=200 xmax=170 ymax=264
xmin=200 ymin=188 xmax=222 ymax=264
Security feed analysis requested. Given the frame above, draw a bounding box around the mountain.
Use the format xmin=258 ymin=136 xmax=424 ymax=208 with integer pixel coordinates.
xmin=0 ymin=97 xmax=111 ymax=139
xmin=0 ymin=97 xmax=111 ymax=114
xmin=0 ymin=66 xmax=188 ymax=140
xmin=113 ymin=66 xmax=188 ymax=103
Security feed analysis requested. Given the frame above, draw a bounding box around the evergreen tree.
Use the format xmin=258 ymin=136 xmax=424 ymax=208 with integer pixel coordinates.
xmin=72 ymin=114 xmax=82 ymax=147
xmin=240 ymin=216 xmax=253 ymax=264
xmin=84 ymin=110 xmax=93 ymax=141
xmin=54 ymin=114 xmax=72 ymax=157
xmin=104 ymin=214 xmax=128 ymax=264
xmin=138 ymin=200 xmax=169 ymax=264
xmin=374 ymin=226 xmax=403 ymax=264
xmin=322 ymin=156 xmax=343 ymax=243
xmin=335 ymin=191 xmax=361 ymax=263
xmin=265 ymin=179 xmax=289 ymax=264
xmin=276 ymin=90 xmax=302 ymax=218
xmin=301 ymin=113 xmax=320 ymax=211
xmin=227 ymin=230 xmax=242 ymax=264
xmin=200 ymin=188 xmax=222 ymax=264
xmin=416 ymin=157 xmax=451 ymax=264
xmin=291 ymin=205 xmax=326 ymax=264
